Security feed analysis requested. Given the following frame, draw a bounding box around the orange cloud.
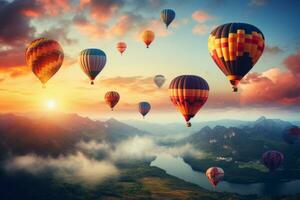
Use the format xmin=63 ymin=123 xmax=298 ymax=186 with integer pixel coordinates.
xmin=192 ymin=10 xmax=213 ymax=23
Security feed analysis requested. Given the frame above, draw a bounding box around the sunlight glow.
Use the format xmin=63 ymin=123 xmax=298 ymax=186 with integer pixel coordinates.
xmin=45 ymin=100 xmax=57 ymax=110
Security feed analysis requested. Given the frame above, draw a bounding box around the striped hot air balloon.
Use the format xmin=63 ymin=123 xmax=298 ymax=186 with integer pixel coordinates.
xmin=138 ymin=102 xmax=151 ymax=118
xmin=116 ymin=42 xmax=127 ymax=55
xmin=206 ymin=167 xmax=224 ymax=187
xmin=25 ymin=38 xmax=64 ymax=88
xmin=141 ymin=30 xmax=155 ymax=48
xmin=79 ymin=48 xmax=107 ymax=85
xmin=262 ymin=150 xmax=284 ymax=171
xmin=154 ymin=75 xmax=166 ymax=88
xmin=169 ymin=75 xmax=209 ymax=127
xmin=208 ymin=23 xmax=265 ymax=92
xmin=105 ymin=91 xmax=120 ymax=111
xmin=160 ymin=9 xmax=176 ymax=29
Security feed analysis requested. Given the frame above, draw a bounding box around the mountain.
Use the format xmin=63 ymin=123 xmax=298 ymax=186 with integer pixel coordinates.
xmin=0 ymin=113 xmax=147 ymax=158
xmin=181 ymin=117 xmax=300 ymax=183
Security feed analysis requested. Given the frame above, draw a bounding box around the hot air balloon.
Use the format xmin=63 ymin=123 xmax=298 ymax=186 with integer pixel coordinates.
xmin=160 ymin=9 xmax=176 ymax=29
xmin=154 ymin=75 xmax=166 ymax=88
xmin=25 ymin=38 xmax=64 ymax=88
xmin=138 ymin=102 xmax=151 ymax=118
xmin=208 ymin=23 xmax=265 ymax=92
xmin=79 ymin=48 xmax=107 ymax=85
xmin=282 ymin=126 xmax=300 ymax=144
xmin=116 ymin=42 xmax=127 ymax=55
xmin=141 ymin=30 xmax=155 ymax=48
xmin=206 ymin=167 xmax=224 ymax=187
xmin=105 ymin=91 xmax=120 ymax=111
xmin=169 ymin=75 xmax=209 ymax=127
xmin=262 ymin=150 xmax=284 ymax=171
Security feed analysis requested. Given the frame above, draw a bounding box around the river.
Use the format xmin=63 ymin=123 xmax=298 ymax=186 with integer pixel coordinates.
xmin=150 ymin=154 xmax=300 ymax=196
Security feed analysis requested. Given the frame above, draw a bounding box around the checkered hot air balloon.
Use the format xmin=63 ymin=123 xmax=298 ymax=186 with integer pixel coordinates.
xmin=105 ymin=91 xmax=120 ymax=111
xmin=141 ymin=30 xmax=155 ymax=48
xmin=160 ymin=9 xmax=176 ymax=29
xmin=262 ymin=150 xmax=284 ymax=171
xmin=138 ymin=102 xmax=151 ymax=119
xmin=208 ymin=23 xmax=265 ymax=92
xmin=169 ymin=75 xmax=209 ymax=127
xmin=25 ymin=38 xmax=64 ymax=88
xmin=206 ymin=167 xmax=224 ymax=187
xmin=116 ymin=42 xmax=127 ymax=55
xmin=79 ymin=48 xmax=107 ymax=85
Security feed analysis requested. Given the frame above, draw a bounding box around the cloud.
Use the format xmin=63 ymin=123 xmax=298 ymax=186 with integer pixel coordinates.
xmin=284 ymin=50 xmax=300 ymax=74
xmin=250 ymin=0 xmax=268 ymax=6
xmin=240 ymin=67 xmax=300 ymax=106
xmin=192 ymin=24 xmax=210 ymax=35
xmin=6 ymin=152 xmax=119 ymax=185
xmin=80 ymin=0 xmax=124 ymax=23
xmin=264 ymin=45 xmax=284 ymax=55
xmin=192 ymin=10 xmax=213 ymax=23
xmin=37 ymin=0 xmax=72 ymax=16
xmin=39 ymin=21 xmax=77 ymax=45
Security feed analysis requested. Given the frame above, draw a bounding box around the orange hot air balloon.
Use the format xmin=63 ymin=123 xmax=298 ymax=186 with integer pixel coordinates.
xmin=208 ymin=23 xmax=265 ymax=92
xmin=116 ymin=42 xmax=127 ymax=55
xmin=169 ymin=75 xmax=209 ymax=127
xmin=206 ymin=167 xmax=224 ymax=187
xmin=105 ymin=91 xmax=120 ymax=111
xmin=25 ymin=38 xmax=64 ymax=88
xmin=141 ymin=30 xmax=155 ymax=48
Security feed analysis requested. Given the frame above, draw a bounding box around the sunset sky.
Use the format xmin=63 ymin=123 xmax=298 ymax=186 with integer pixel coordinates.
xmin=0 ymin=0 xmax=300 ymax=123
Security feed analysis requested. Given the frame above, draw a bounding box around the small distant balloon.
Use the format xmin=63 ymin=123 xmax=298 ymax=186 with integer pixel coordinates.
xmin=206 ymin=167 xmax=224 ymax=187
xmin=25 ymin=38 xmax=64 ymax=88
xmin=138 ymin=102 xmax=151 ymax=118
xmin=160 ymin=9 xmax=176 ymax=29
xmin=262 ymin=150 xmax=284 ymax=171
xmin=169 ymin=75 xmax=209 ymax=127
xmin=282 ymin=126 xmax=300 ymax=145
xmin=105 ymin=91 xmax=120 ymax=111
xmin=154 ymin=75 xmax=166 ymax=88
xmin=141 ymin=30 xmax=155 ymax=48
xmin=79 ymin=48 xmax=107 ymax=85
xmin=116 ymin=42 xmax=127 ymax=55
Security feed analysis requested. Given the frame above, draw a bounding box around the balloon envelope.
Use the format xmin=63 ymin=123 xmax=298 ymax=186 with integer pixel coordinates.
xmin=138 ymin=102 xmax=151 ymax=118
xmin=262 ymin=150 xmax=284 ymax=171
xmin=160 ymin=9 xmax=176 ymax=28
xmin=208 ymin=23 xmax=265 ymax=92
xmin=141 ymin=30 xmax=155 ymax=48
xmin=79 ymin=48 xmax=107 ymax=85
xmin=169 ymin=75 xmax=209 ymax=127
xmin=116 ymin=42 xmax=127 ymax=55
xmin=282 ymin=126 xmax=300 ymax=144
xmin=25 ymin=38 xmax=64 ymax=87
xmin=154 ymin=75 xmax=166 ymax=88
xmin=206 ymin=167 xmax=224 ymax=187
xmin=105 ymin=91 xmax=120 ymax=111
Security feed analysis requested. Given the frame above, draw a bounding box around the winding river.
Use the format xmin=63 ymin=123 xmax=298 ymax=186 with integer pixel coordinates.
xmin=150 ymin=154 xmax=300 ymax=197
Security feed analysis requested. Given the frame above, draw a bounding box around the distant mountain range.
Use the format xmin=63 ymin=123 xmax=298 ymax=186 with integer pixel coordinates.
xmin=124 ymin=116 xmax=298 ymax=137
xmin=0 ymin=113 xmax=147 ymax=158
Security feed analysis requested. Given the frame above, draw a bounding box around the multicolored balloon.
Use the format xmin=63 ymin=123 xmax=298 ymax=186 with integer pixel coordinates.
xmin=208 ymin=23 xmax=265 ymax=92
xmin=105 ymin=91 xmax=120 ymax=111
xmin=79 ymin=48 xmax=107 ymax=85
xmin=141 ymin=30 xmax=155 ymax=48
xmin=169 ymin=75 xmax=209 ymax=127
xmin=160 ymin=9 xmax=176 ymax=29
xmin=25 ymin=38 xmax=64 ymax=88
xmin=154 ymin=75 xmax=166 ymax=88
xmin=138 ymin=102 xmax=151 ymax=118
xmin=262 ymin=150 xmax=284 ymax=171
xmin=116 ymin=42 xmax=127 ymax=55
xmin=206 ymin=167 xmax=224 ymax=187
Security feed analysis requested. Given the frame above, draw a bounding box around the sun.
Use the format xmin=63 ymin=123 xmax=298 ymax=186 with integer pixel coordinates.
xmin=45 ymin=100 xmax=57 ymax=110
